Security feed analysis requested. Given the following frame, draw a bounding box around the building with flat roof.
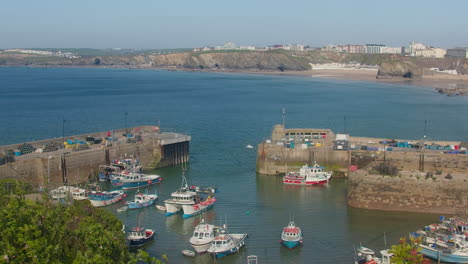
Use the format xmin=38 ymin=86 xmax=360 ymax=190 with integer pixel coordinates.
xmin=365 ymin=44 xmax=385 ymax=54
xmin=446 ymin=48 xmax=468 ymax=59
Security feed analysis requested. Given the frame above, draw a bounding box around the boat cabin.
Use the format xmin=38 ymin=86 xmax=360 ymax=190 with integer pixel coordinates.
xmin=170 ymin=189 xmax=198 ymax=202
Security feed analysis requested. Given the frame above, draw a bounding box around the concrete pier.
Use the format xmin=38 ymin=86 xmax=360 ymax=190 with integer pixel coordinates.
xmin=0 ymin=126 xmax=191 ymax=188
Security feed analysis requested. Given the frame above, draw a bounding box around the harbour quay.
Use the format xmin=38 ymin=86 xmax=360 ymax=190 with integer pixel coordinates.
xmin=257 ymin=124 xmax=468 ymax=214
xmin=257 ymin=124 xmax=468 ymax=176
xmin=0 ymin=126 xmax=190 ymax=188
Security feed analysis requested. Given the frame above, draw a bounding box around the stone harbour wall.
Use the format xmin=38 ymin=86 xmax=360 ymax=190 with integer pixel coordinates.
xmin=347 ymin=170 xmax=468 ymax=214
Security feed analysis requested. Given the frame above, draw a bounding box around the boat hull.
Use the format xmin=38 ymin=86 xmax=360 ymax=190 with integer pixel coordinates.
xmin=420 ymin=246 xmax=468 ymax=263
xmin=89 ymin=194 xmax=124 ymax=207
xmin=128 ymin=232 xmax=155 ymax=247
xmin=119 ymin=178 xmax=161 ymax=190
xmin=164 ymin=202 xmax=183 ymax=216
xmin=281 ymin=239 xmax=302 ymax=249
xmin=190 ymin=240 xmax=213 ymax=253
xmin=128 ymin=199 xmax=156 ymax=209
xmin=283 ymin=179 xmax=328 ymax=185
xmin=208 ymin=234 xmax=247 ymax=259
xmin=182 ymin=203 xmax=214 ymax=219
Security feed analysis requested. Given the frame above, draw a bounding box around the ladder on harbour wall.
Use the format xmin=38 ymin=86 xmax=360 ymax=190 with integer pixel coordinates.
xmin=247 ymin=255 xmax=258 ymax=264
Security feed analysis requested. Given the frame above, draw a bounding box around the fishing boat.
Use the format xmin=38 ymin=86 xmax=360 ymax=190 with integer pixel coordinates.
xmin=354 ymin=246 xmax=392 ymax=264
xmin=70 ymin=187 xmax=88 ymax=200
xmin=49 ymin=186 xmax=74 ymax=199
xmin=182 ymin=196 xmax=216 ymax=219
xmin=419 ymin=240 xmax=468 ymax=263
xmin=127 ymin=189 xmax=158 ymax=209
xmin=189 ymin=217 xmax=220 ymax=253
xmin=98 ymin=165 xmax=123 ymax=182
xmin=207 ymin=225 xmax=248 ymax=259
xmin=164 ymin=173 xmax=216 ymax=218
xmin=282 ymin=162 xmax=332 ymax=185
xmin=112 ymin=173 xmax=162 ymax=190
xmin=88 ymin=190 xmax=125 ymax=207
xmin=127 ymin=226 xmax=155 ymax=247
xmin=280 ymin=220 xmax=303 ymax=249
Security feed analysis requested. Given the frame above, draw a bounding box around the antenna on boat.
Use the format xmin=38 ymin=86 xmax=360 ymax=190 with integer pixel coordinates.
xmin=383 ymin=232 xmax=387 ymax=247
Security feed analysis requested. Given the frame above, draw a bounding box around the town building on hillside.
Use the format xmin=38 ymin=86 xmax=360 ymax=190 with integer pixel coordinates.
xmin=365 ymin=44 xmax=386 ymax=54
xmin=409 ymin=42 xmax=427 ymax=56
xmin=381 ymin=46 xmax=402 ymax=55
xmin=415 ymin=48 xmax=446 ymax=58
xmin=446 ymin=48 xmax=468 ymax=59
xmin=214 ymin=42 xmax=237 ymax=50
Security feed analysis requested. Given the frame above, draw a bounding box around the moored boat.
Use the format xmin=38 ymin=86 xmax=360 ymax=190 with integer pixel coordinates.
xmin=88 ymin=190 xmax=125 ymax=207
xmin=207 ymin=226 xmax=247 ymax=259
xmin=112 ymin=173 xmax=162 ymax=190
xmin=189 ymin=217 xmax=220 ymax=254
xmin=128 ymin=189 xmax=158 ymax=209
xmin=127 ymin=226 xmax=155 ymax=247
xmin=354 ymin=246 xmax=392 ymax=264
xmin=280 ymin=220 xmax=303 ymax=249
xmin=156 ymin=205 xmax=167 ymax=211
xmin=164 ymin=173 xmax=216 ymax=218
xmin=49 ymin=186 xmax=74 ymax=199
xmin=70 ymin=187 xmax=88 ymax=200
xmin=419 ymin=241 xmax=468 ymax=263
xmin=182 ymin=196 xmax=216 ymax=219
xmin=282 ymin=162 xmax=332 ymax=185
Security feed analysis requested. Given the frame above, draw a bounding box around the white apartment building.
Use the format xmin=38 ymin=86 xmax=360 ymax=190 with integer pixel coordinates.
xmin=381 ymin=47 xmax=402 ymax=54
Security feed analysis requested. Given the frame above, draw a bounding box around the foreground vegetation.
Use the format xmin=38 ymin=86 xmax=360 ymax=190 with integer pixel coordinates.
xmin=0 ymin=180 xmax=164 ymax=264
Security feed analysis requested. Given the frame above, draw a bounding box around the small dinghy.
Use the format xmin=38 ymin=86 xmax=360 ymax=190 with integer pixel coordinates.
xmin=181 ymin=249 xmax=196 ymax=257
xmin=156 ymin=205 xmax=166 ymax=211
xmin=117 ymin=206 xmax=128 ymax=213
xmin=246 ymin=145 xmax=254 ymax=149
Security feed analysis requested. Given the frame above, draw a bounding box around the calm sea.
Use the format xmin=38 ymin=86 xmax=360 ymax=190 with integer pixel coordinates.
xmin=1 ymin=67 xmax=467 ymax=263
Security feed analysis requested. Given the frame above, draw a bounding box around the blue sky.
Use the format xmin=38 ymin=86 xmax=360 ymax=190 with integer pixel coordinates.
xmin=1 ymin=0 xmax=467 ymax=49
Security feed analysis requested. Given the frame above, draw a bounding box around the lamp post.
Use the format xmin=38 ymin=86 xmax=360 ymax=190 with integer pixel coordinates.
xmin=124 ymin=112 xmax=128 ymax=130
xmin=62 ymin=118 xmax=66 ymax=144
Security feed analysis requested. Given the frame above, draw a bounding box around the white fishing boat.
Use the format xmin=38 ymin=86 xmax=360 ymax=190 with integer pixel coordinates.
xmin=49 ymin=186 xmax=74 ymax=199
xmin=282 ymin=162 xmax=332 ymax=185
xmin=355 ymin=246 xmax=393 ymax=264
xmin=112 ymin=173 xmax=161 ymax=190
xmin=88 ymin=190 xmax=125 ymax=207
xmin=164 ymin=173 xmax=216 ymax=218
xmin=127 ymin=189 xmax=158 ymax=209
xmin=70 ymin=187 xmax=88 ymax=200
xmin=189 ymin=217 xmax=220 ymax=253
xmin=207 ymin=225 xmax=247 ymax=259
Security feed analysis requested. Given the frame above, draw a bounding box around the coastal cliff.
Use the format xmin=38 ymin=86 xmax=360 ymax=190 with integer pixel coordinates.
xmin=1 ymin=50 xmax=467 ymax=81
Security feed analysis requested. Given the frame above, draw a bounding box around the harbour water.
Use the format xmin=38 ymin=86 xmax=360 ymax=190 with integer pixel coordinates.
xmin=1 ymin=67 xmax=468 ymax=263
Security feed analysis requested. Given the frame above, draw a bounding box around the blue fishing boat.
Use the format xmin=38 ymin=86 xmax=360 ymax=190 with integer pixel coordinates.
xmin=113 ymin=173 xmax=162 ymax=190
xmin=127 ymin=189 xmax=158 ymax=209
xmin=420 ymin=243 xmax=468 ymax=263
xmin=280 ymin=220 xmax=303 ymax=249
xmin=88 ymin=190 xmax=125 ymax=207
xmin=127 ymin=226 xmax=155 ymax=247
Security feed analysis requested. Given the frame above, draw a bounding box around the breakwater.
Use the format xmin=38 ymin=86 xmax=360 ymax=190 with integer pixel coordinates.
xmin=257 ymin=124 xmax=468 ymax=213
xmin=0 ymin=126 xmax=190 ymax=188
